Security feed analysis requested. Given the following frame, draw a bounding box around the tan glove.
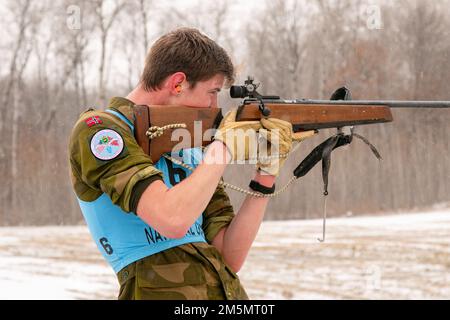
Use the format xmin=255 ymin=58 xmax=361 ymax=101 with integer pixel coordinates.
xmin=257 ymin=117 xmax=316 ymax=176
xmin=213 ymin=109 xmax=261 ymax=161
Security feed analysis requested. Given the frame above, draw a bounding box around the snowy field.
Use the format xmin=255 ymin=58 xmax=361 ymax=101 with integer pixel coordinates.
xmin=0 ymin=209 xmax=449 ymax=300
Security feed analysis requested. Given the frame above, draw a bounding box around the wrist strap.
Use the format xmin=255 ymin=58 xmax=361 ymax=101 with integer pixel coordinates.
xmin=249 ymin=180 xmax=275 ymax=195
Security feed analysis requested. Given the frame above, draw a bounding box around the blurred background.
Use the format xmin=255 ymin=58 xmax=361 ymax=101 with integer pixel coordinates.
xmin=0 ymin=0 xmax=449 ymax=226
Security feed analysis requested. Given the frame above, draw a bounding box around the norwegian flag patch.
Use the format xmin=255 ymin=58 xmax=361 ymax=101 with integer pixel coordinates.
xmin=85 ymin=116 xmax=103 ymax=127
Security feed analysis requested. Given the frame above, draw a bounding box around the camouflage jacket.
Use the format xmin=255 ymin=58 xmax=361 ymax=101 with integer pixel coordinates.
xmin=69 ymin=97 xmax=248 ymax=300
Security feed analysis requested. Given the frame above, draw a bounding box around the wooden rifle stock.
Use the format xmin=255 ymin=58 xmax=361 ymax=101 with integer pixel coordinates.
xmin=133 ymin=101 xmax=393 ymax=163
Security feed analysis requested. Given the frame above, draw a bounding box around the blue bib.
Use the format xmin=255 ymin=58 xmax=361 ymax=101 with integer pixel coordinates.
xmin=77 ymin=109 xmax=206 ymax=273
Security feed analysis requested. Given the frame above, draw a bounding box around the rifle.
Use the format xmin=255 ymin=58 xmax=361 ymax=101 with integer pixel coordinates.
xmin=134 ymin=77 xmax=449 ymax=163
xmin=133 ymin=76 xmax=450 ymax=241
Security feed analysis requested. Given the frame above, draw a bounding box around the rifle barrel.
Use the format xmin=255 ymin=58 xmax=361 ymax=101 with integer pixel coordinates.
xmin=288 ymin=99 xmax=450 ymax=108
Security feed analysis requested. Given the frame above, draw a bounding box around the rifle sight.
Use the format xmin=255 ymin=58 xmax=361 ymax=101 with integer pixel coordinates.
xmin=230 ymin=76 xmax=260 ymax=99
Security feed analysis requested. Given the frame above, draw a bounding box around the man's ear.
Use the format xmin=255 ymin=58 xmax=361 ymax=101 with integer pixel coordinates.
xmin=167 ymin=72 xmax=187 ymax=95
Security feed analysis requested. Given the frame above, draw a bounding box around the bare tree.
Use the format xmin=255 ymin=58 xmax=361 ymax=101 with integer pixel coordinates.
xmin=0 ymin=0 xmax=449 ymax=225
xmin=117 ymin=0 xmax=154 ymax=92
xmin=163 ymin=0 xmax=235 ymax=53
xmin=139 ymin=0 xmax=151 ymax=57
xmin=93 ymin=0 xmax=126 ymax=106
xmin=0 ymin=0 xmax=35 ymax=219
xmin=239 ymin=0 xmax=450 ymax=219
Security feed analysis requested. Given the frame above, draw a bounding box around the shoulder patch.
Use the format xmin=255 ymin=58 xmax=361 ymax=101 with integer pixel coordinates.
xmin=90 ymin=129 xmax=124 ymax=161
xmin=85 ymin=115 xmax=103 ymax=127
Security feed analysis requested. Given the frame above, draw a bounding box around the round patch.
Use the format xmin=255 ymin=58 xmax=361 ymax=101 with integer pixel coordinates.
xmin=90 ymin=129 xmax=124 ymax=161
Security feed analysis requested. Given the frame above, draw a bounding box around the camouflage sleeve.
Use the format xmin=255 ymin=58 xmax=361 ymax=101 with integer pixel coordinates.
xmin=69 ymin=112 xmax=163 ymax=213
xmin=202 ymin=179 xmax=235 ymax=243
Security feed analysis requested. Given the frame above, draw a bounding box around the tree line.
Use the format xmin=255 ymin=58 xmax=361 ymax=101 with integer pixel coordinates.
xmin=0 ymin=0 xmax=449 ymax=225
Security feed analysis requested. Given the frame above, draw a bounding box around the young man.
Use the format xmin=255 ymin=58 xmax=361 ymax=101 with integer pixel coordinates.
xmin=69 ymin=28 xmax=297 ymax=300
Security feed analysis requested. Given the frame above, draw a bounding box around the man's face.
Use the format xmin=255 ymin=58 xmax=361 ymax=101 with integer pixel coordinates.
xmin=174 ymin=74 xmax=225 ymax=108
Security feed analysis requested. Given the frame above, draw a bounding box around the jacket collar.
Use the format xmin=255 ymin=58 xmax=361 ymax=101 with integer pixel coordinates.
xmin=107 ymin=97 xmax=136 ymax=123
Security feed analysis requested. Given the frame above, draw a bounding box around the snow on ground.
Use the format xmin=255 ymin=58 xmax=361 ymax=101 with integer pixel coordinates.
xmin=0 ymin=226 xmax=118 ymax=299
xmin=0 ymin=209 xmax=449 ymax=300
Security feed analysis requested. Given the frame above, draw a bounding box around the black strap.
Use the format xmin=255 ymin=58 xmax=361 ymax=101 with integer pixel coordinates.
xmin=212 ymin=110 xmax=223 ymax=129
xmin=293 ymin=133 xmax=352 ymax=179
xmin=321 ymin=135 xmax=341 ymax=196
xmin=249 ymin=180 xmax=275 ymax=194
xmin=293 ymin=131 xmax=381 ymax=196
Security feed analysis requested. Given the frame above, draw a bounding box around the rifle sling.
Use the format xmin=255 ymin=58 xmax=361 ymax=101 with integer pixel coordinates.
xmin=293 ymin=131 xmax=381 ymax=195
